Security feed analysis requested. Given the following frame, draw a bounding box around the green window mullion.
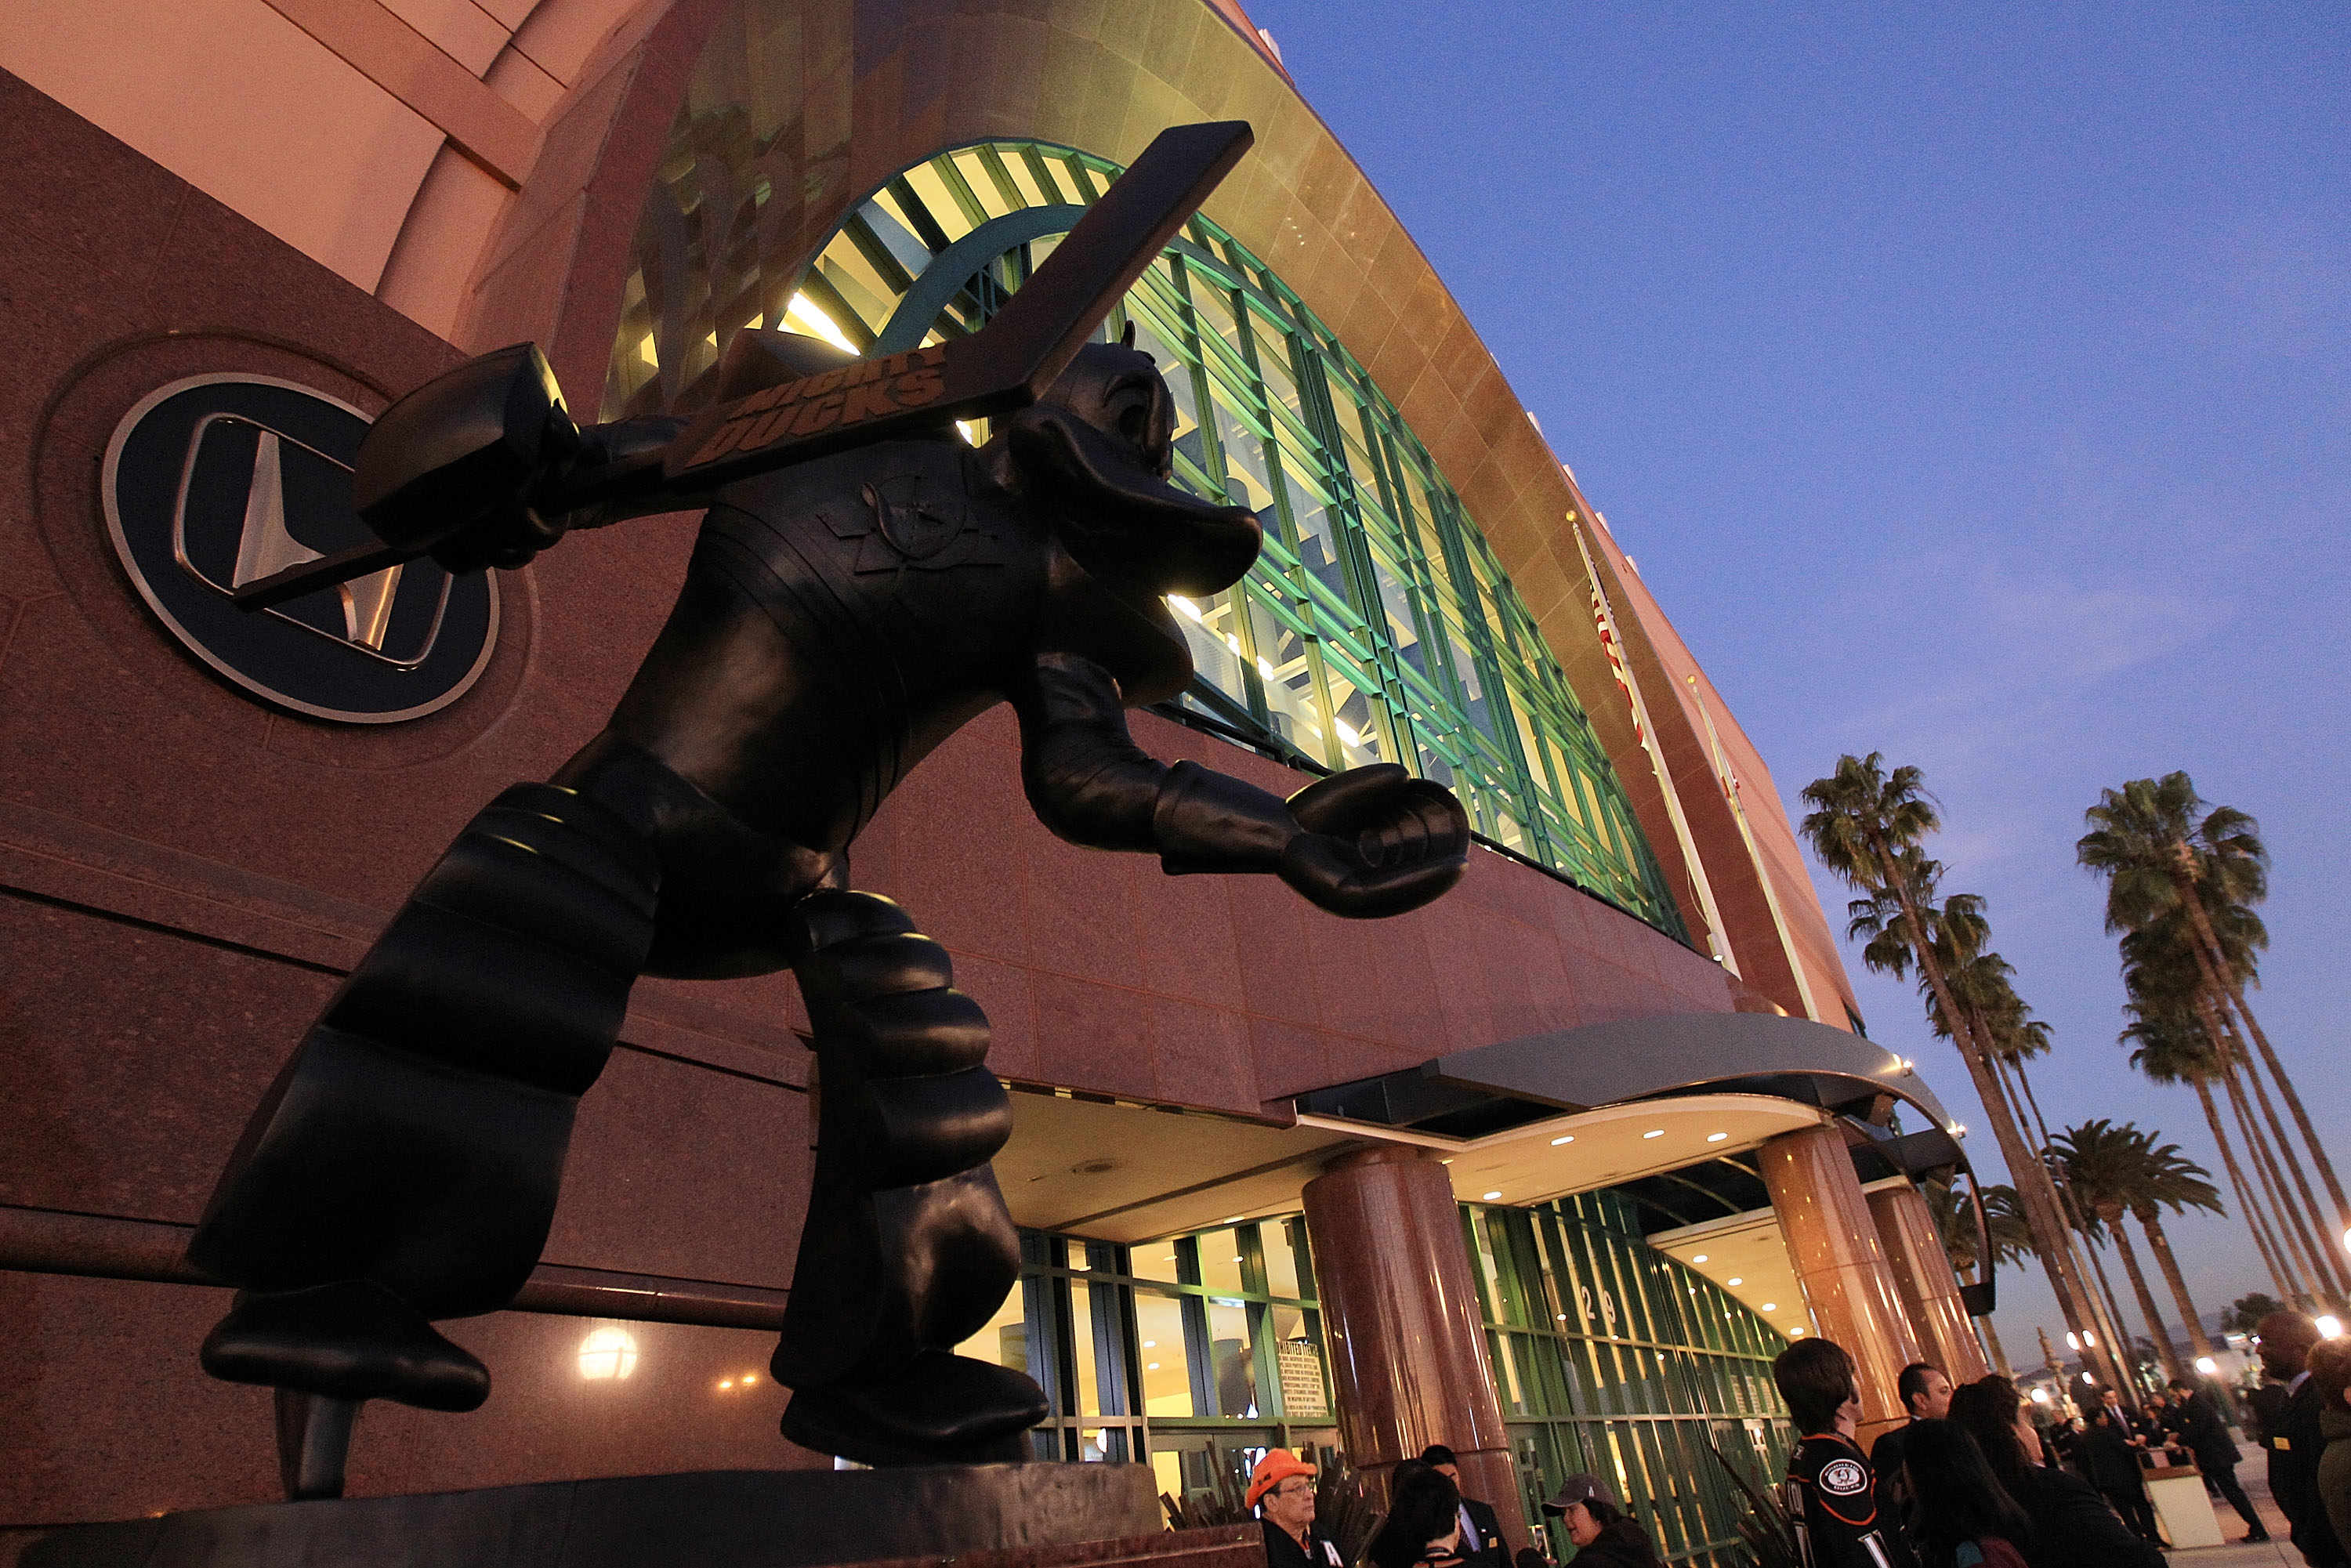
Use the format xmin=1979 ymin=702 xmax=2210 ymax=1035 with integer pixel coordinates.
xmin=926 ymin=154 xmax=993 ymax=230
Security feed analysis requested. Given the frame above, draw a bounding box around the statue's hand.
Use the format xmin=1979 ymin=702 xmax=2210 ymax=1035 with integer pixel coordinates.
xmin=1277 ymin=764 xmax=1470 ymax=918
xmin=352 ymin=342 xmax=581 ymax=574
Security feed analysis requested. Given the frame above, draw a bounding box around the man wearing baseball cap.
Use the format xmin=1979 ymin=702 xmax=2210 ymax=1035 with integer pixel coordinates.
xmin=1539 ymin=1475 xmax=1660 ymax=1567
xmin=1249 ymin=1450 xmax=1343 ymax=1568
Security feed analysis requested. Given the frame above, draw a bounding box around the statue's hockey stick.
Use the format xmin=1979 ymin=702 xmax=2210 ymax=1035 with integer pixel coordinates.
xmin=234 ymin=119 xmax=1252 ymax=612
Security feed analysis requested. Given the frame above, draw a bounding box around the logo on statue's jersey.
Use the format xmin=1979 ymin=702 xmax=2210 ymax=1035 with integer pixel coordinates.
xmin=103 ymin=375 xmax=498 ymax=722
xmin=1818 ymin=1458 xmax=1868 ymax=1497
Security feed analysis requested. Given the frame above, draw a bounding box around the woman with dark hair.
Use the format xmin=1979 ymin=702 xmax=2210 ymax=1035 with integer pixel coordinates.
xmin=1900 ymin=1420 xmax=2031 ymax=1568
xmin=1947 ymin=1377 xmax=2162 ymax=1568
xmin=1368 ymin=1462 xmax=1467 ymax=1568
xmin=1538 ymin=1475 xmax=1661 ymax=1568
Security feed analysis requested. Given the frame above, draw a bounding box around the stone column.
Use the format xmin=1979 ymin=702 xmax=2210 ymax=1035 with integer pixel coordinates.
xmin=1301 ymin=1145 xmax=1528 ymax=1550
xmin=1759 ymin=1124 xmax=1925 ymax=1444
xmin=1868 ymin=1182 xmax=1991 ymax=1384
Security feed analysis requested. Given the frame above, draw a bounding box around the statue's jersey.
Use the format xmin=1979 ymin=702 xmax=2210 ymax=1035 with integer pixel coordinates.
xmin=609 ymin=438 xmax=1051 ymax=860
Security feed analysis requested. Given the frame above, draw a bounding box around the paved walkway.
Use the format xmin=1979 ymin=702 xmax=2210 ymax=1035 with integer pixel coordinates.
xmin=2165 ymin=1443 xmax=2297 ymax=1566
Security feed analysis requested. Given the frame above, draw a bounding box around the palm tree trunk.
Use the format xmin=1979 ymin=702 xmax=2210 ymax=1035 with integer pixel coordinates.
xmin=2171 ymin=846 xmax=2351 ymax=1237
xmin=1871 ymin=841 xmax=2122 ymax=1392
xmin=2230 ymin=1060 xmax=2343 ymax=1306
xmin=2103 ymin=1207 xmax=2185 ymax=1381
xmin=2189 ymin=982 xmax=2325 ymax=1305
xmin=2192 ymin=1074 xmax=2298 ymax=1305
xmin=2224 ymin=1063 xmax=2326 ymax=1309
xmin=2081 ymin=1228 xmax=2143 ymax=1388
xmin=2135 ymin=1207 xmax=2215 ymax=1360
xmin=2223 ymin=987 xmax=2351 ymax=1240
xmin=2224 ymin=1013 xmax=2351 ymax=1299
xmin=1959 ymin=1263 xmax=2012 ymax=1374
xmin=1998 ymin=1054 xmax=2137 ymax=1379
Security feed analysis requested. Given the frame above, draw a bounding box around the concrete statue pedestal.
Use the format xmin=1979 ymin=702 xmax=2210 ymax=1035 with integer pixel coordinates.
xmin=20 ymin=1463 xmax=1260 ymax=1568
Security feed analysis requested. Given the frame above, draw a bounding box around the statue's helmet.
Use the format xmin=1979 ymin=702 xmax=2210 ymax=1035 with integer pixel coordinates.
xmin=1002 ymin=339 xmax=1263 ymax=599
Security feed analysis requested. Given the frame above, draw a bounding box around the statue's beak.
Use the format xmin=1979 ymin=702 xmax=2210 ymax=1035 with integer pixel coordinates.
xmin=1005 ymin=404 xmax=1261 ymax=596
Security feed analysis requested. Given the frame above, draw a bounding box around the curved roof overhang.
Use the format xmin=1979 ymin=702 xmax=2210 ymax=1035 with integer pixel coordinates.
xmin=1288 ymin=1009 xmax=1994 ymax=1309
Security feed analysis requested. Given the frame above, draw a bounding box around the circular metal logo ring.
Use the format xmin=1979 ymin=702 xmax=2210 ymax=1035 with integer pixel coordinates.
xmin=102 ymin=374 xmax=499 ymax=724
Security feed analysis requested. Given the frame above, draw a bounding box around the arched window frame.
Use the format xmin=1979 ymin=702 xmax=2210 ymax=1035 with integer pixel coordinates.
xmin=607 ymin=133 xmax=1685 ymax=936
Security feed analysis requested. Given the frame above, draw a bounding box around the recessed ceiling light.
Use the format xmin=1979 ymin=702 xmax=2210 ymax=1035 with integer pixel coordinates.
xmin=1482 ymin=1190 xmax=1502 ymax=1200
xmin=1143 ymin=1341 xmax=1157 ymax=1349
xmin=1728 ymin=1277 xmax=1744 ymax=1286
xmin=1706 ymin=1132 xmax=1728 ymax=1143
xmin=1692 ymin=1255 xmax=1708 ymax=1264
xmin=1440 ymin=1157 xmax=1454 ymax=1164
xmin=1219 ymin=1216 xmax=1244 ymax=1225
xmin=1643 ymin=1129 xmax=1665 ymax=1139
xmin=1761 ymin=1302 xmax=1777 ymax=1312
xmin=1791 ymin=1326 xmax=1806 ymax=1336
xmin=1550 ymin=1135 xmax=1575 ymax=1146
xmin=1147 ymin=1362 xmax=1161 ymax=1370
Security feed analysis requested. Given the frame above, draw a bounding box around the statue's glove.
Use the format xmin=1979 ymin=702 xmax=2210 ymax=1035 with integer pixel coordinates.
xmin=351 ymin=342 xmax=582 ymax=574
xmin=1154 ymin=761 xmax=1470 ymax=918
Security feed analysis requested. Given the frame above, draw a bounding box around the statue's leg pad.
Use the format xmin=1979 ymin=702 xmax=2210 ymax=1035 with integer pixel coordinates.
xmin=780 ymin=1349 xmax=1049 ymax=1466
xmin=203 ymin=1280 xmax=489 ymax=1411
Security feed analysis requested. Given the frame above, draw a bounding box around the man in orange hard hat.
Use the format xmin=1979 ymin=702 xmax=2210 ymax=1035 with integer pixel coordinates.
xmin=1250 ymin=1450 xmax=1343 ymax=1568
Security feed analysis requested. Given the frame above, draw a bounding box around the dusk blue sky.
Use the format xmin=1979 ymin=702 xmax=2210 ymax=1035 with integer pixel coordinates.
xmin=1244 ymin=1 xmax=2350 ymax=1357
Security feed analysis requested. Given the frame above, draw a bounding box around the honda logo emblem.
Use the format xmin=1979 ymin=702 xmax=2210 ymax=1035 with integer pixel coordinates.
xmin=103 ymin=375 xmax=498 ymax=722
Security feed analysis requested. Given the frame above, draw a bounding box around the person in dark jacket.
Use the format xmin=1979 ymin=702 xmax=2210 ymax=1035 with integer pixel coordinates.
xmin=1250 ymin=1450 xmax=1346 ymax=1568
xmin=2166 ymin=1375 xmax=2268 ymax=1541
xmin=1540 ymin=1474 xmax=1660 ymax=1568
xmin=2309 ymin=1338 xmax=2351 ymax=1564
xmin=1900 ymin=1420 xmax=2032 ymax=1568
xmin=1874 ymin=1362 xmax=1954 ymax=1534
xmin=2257 ymin=1311 xmax=2349 ymax=1568
xmin=1369 ymin=1462 xmax=1468 ymax=1568
xmin=1773 ymin=1338 xmax=1918 ymax=1568
xmin=1421 ymin=1444 xmax=1508 ymax=1568
xmin=2081 ymin=1404 xmax=2161 ymax=1544
xmin=1948 ymin=1376 xmax=2163 ymax=1568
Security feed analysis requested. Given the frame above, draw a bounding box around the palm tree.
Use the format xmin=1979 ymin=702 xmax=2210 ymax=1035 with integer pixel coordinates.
xmin=2079 ymin=775 xmax=2349 ymax=1262
xmin=2050 ymin=1121 xmax=2186 ymax=1382
xmin=2120 ymin=912 xmax=2345 ymax=1304
xmin=1864 ymin=878 xmax=2146 ymax=1367
xmin=2130 ymin=1138 xmax=2226 ymax=1361
xmin=2123 ymin=990 xmax=2306 ymax=1308
xmin=1929 ymin=1179 xmax=2031 ymax=1374
xmin=1804 ymin=755 xmax=2121 ymax=1388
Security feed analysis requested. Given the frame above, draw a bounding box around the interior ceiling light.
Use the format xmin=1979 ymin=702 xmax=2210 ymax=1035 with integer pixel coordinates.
xmin=1761 ymin=1302 xmax=1777 ymax=1312
xmin=1550 ymin=1135 xmax=1575 ymax=1146
xmin=1706 ymin=1132 xmax=1729 ymax=1143
xmin=1482 ymin=1190 xmax=1502 ymax=1201
xmin=1642 ymin=1129 xmax=1665 ymax=1139
xmin=1727 ymin=1277 xmax=1744 ymax=1287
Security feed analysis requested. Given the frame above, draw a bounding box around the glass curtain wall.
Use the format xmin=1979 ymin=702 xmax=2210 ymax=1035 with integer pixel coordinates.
xmin=1464 ymin=1193 xmax=1794 ymax=1567
xmin=603 ymin=117 xmax=1686 ymax=934
xmin=956 ymin=1222 xmax=1335 ymax=1490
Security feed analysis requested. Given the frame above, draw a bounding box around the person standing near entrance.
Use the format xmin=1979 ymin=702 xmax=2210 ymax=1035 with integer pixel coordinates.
xmin=1420 ymin=1444 xmax=1507 ymax=1568
xmin=1538 ymin=1475 xmax=1660 ymax=1568
xmin=2165 ymin=1375 xmax=2269 ymax=1542
xmin=2081 ymin=1401 xmax=2161 ymax=1544
xmin=1871 ymin=1362 xmax=1954 ymax=1529
xmin=2308 ymin=1338 xmax=2351 ymax=1564
xmin=1249 ymin=1450 xmax=1344 ymax=1568
xmin=1773 ymin=1338 xmax=1918 ymax=1568
xmin=2256 ymin=1313 xmax=2349 ymax=1568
